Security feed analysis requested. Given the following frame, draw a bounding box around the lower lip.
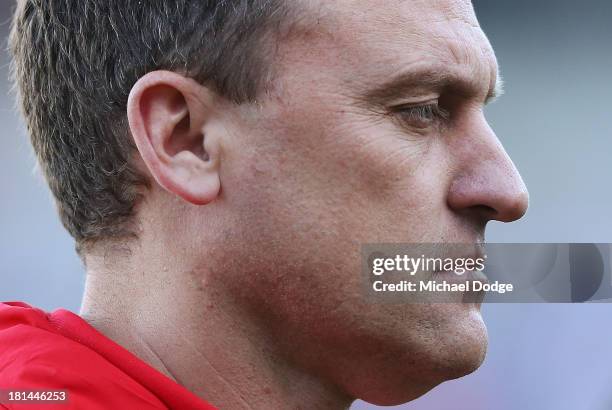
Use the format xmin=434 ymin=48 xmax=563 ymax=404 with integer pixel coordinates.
xmin=432 ymin=270 xmax=489 ymax=283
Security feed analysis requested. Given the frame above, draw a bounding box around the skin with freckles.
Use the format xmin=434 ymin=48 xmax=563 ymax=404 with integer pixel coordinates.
xmin=81 ymin=0 xmax=529 ymax=408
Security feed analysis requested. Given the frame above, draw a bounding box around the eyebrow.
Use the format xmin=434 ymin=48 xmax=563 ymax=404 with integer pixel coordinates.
xmin=360 ymin=66 xmax=504 ymax=106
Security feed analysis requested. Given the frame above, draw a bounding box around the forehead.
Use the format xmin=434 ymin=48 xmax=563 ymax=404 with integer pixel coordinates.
xmin=283 ymin=0 xmax=497 ymax=97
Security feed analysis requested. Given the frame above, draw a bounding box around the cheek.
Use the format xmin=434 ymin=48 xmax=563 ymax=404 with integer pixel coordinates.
xmin=289 ymin=122 xmax=451 ymax=241
xmin=222 ymin=98 xmax=455 ymax=283
xmin=238 ymin=106 xmax=453 ymax=247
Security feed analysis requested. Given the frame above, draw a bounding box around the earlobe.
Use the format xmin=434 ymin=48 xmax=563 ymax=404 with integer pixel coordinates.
xmin=127 ymin=70 xmax=221 ymax=205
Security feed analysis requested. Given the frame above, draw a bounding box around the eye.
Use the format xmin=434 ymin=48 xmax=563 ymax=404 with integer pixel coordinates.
xmin=393 ymin=101 xmax=450 ymax=130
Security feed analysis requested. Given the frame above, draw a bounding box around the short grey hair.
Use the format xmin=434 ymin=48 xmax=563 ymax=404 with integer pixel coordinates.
xmin=10 ymin=0 xmax=291 ymax=254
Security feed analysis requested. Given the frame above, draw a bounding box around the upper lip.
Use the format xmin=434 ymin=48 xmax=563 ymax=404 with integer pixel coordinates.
xmin=434 ymin=243 xmax=486 ymax=259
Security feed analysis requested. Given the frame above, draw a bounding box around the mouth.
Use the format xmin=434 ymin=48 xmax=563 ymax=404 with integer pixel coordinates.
xmin=432 ymin=269 xmax=489 ymax=283
xmin=428 ymin=243 xmax=489 ymax=283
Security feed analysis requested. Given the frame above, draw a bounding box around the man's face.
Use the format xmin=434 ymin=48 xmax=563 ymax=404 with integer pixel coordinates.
xmin=210 ymin=0 xmax=528 ymax=404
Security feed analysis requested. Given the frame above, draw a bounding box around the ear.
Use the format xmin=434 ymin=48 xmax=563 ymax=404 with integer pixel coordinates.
xmin=127 ymin=70 xmax=221 ymax=205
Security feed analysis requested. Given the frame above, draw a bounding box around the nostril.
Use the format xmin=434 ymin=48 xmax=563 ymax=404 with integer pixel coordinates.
xmin=473 ymin=204 xmax=497 ymax=219
xmin=498 ymin=191 xmax=529 ymax=222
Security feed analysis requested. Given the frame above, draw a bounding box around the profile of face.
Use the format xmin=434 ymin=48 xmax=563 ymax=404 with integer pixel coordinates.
xmin=128 ymin=0 xmax=529 ymax=405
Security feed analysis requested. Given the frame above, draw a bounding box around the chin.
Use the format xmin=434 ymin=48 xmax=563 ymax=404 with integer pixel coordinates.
xmin=355 ymin=306 xmax=489 ymax=407
xmin=427 ymin=304 xmax=488 ymax=378
xmin=440 ymin=308 xmax=488 ymax=379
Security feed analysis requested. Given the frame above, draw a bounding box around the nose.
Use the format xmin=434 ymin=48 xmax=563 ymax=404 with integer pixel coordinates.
xmin=447 ymin=119 xmax=529 ymax=223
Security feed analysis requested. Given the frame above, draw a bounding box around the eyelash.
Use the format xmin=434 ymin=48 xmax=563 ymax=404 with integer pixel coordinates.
xmin=393 ymin=102 xmax=450 ymax=129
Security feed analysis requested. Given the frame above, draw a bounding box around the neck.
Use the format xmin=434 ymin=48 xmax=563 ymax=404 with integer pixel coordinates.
xmin=79 ymin=246 xmax=352 ymax=410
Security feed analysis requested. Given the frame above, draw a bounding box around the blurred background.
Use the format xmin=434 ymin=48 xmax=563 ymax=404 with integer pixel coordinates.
xmin=1 ymin=1 xmax=611 ymax=409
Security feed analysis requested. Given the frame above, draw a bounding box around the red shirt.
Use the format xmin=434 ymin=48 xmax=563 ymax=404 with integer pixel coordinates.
xmin=0 ymin=302 xmax=216 ymax=409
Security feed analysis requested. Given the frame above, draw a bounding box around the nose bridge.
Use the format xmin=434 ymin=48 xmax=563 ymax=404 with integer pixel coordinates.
xmin=448 ymin=115 xmax=529 ymax=223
